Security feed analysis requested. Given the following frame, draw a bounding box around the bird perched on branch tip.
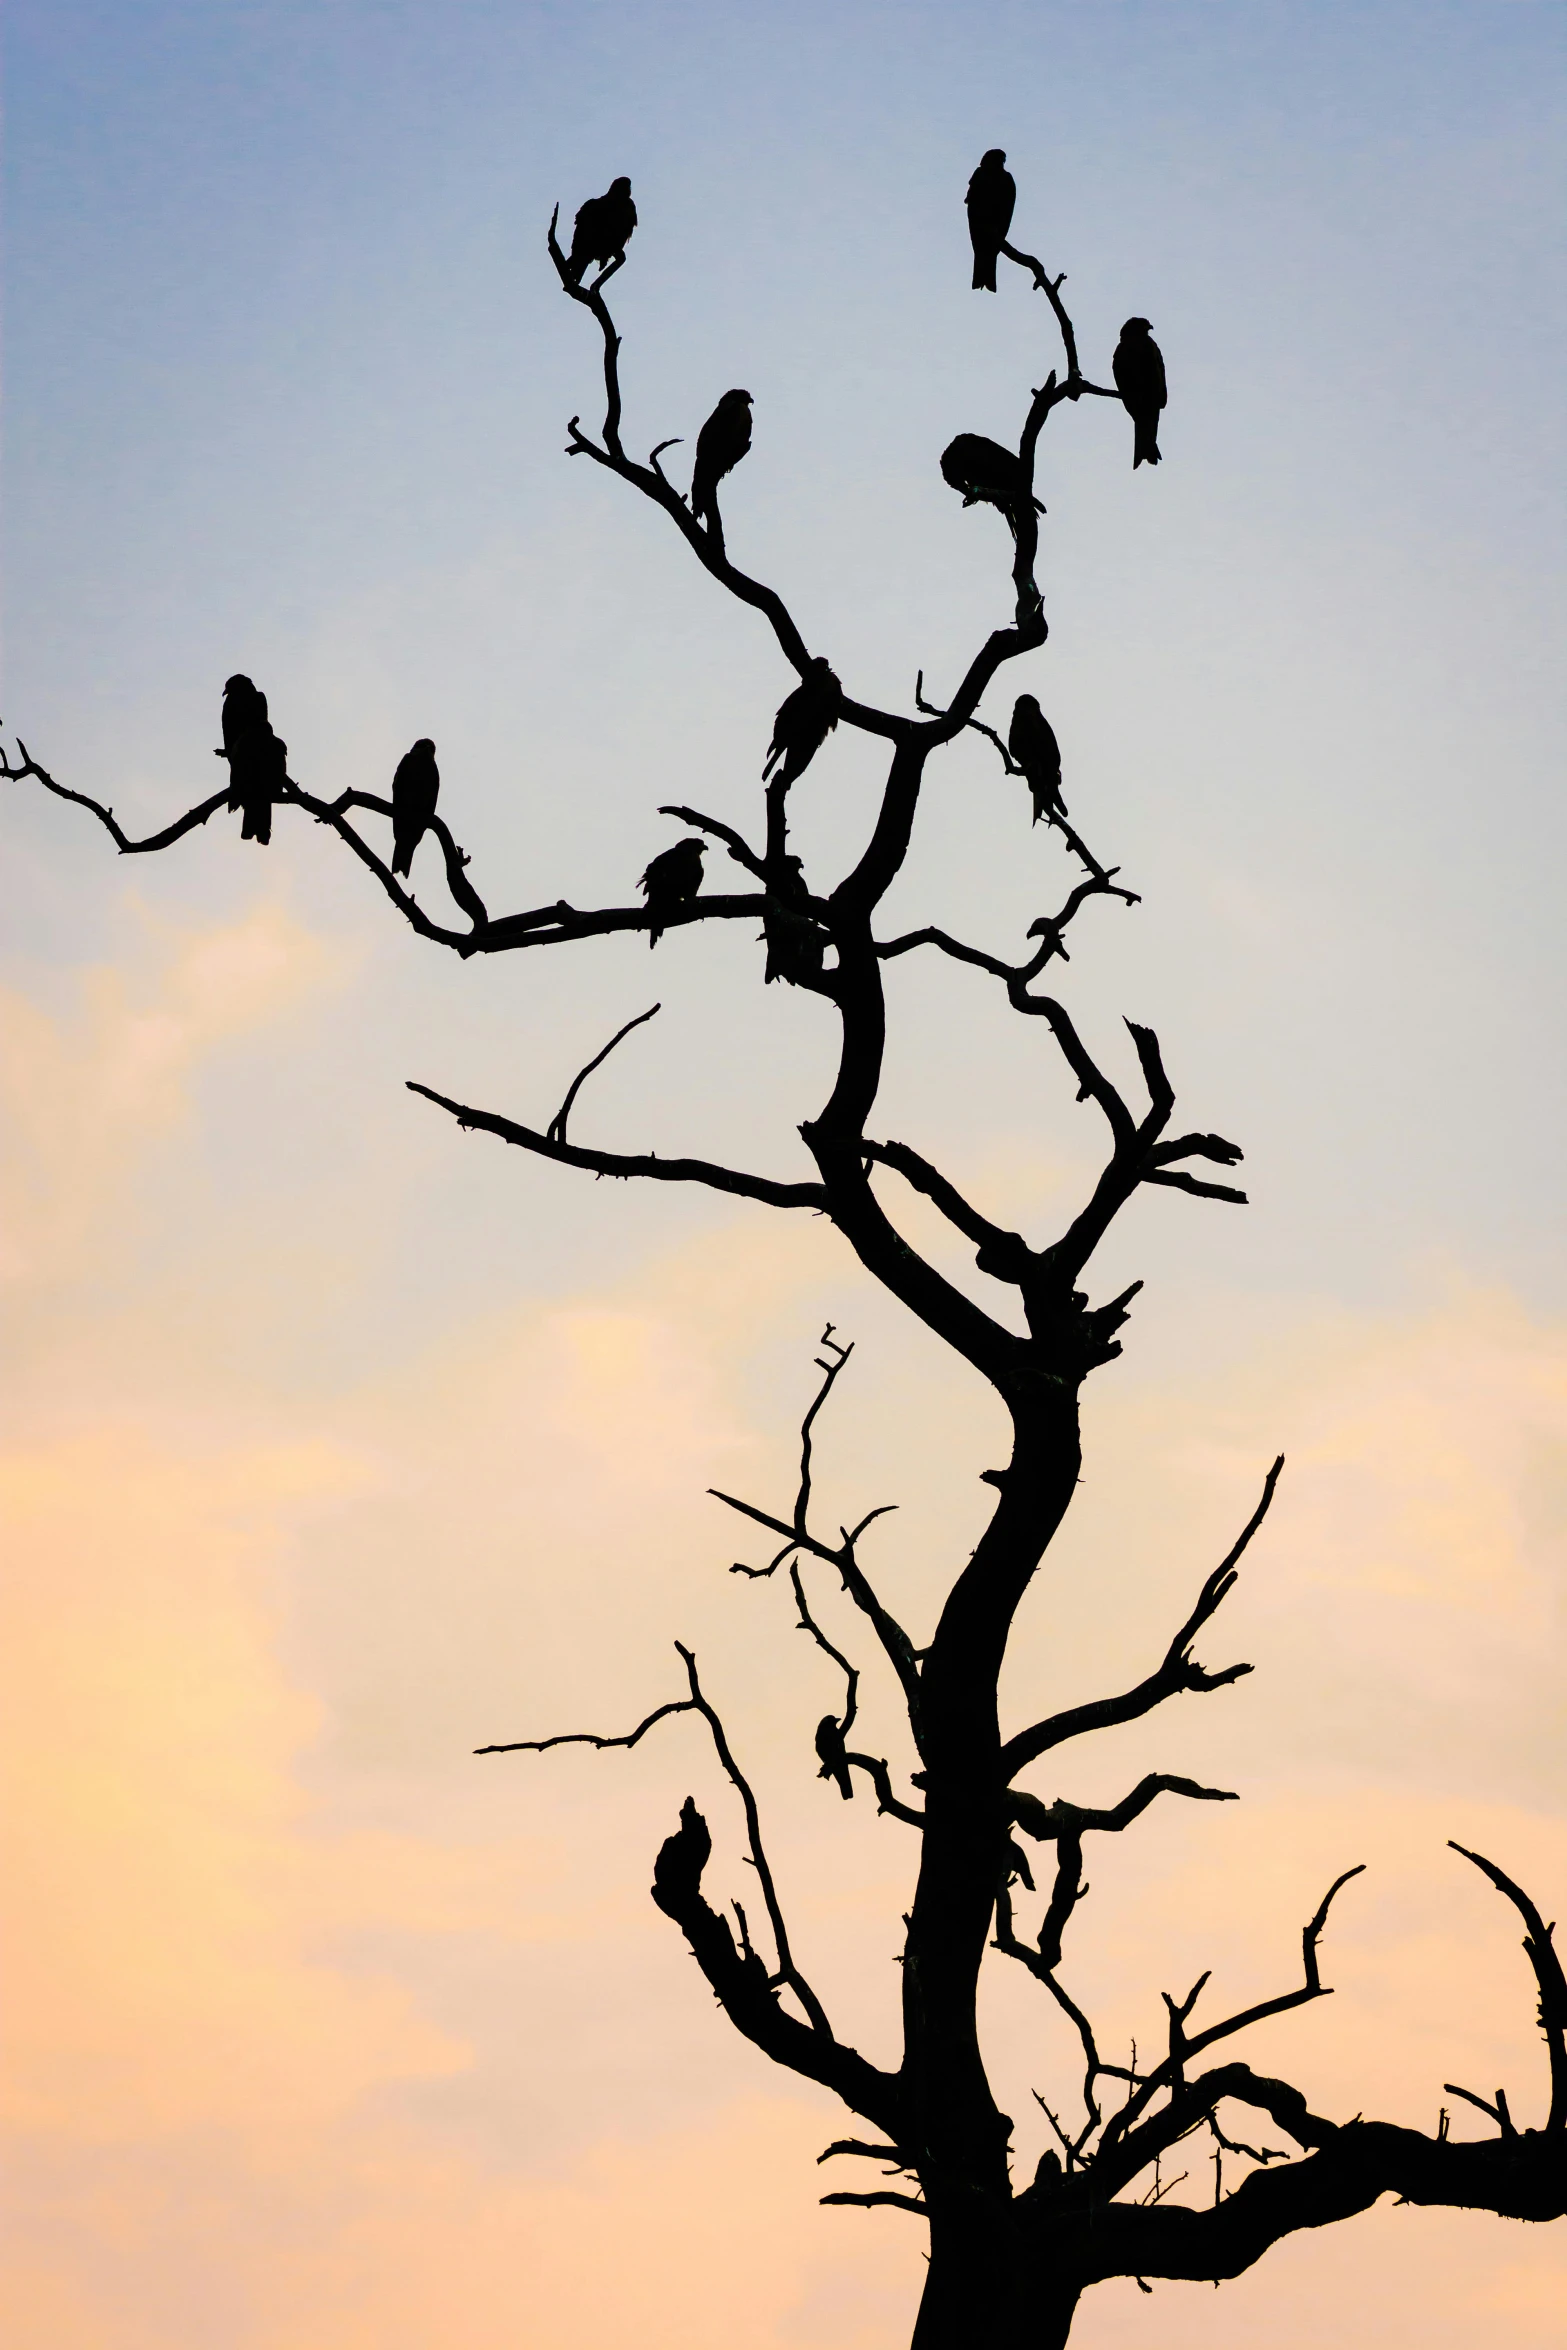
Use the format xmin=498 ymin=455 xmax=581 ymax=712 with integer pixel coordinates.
xmin=689 ymin=390 xmax=753 ymax=533
xmin=763 ymin=658 xmax=842 ymax=790
xmin=1008 ymin=695 xmax=1065 ymax=825
xmin=651 ymin=1796 xmax=711 ymax=1916
xmin=966 ymin=149 xmax=1016 ymax=292
xmin=390 ymin=738 xmax=439 ymax=878
xmin=815 ymin=1714 xmax=854 ymax=1801
xmin=640 ymin=837 xmax=706 ymax=946
xmin=217 ymin=673 xmax=286 ymax=847
xmin=1112 ymin=318 xmax=1167 ymax=469
xmin=565 ymin=177 xmax=637 ymax=283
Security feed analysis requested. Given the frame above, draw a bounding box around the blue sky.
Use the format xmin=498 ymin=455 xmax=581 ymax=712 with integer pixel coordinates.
xmin=7 ymin=0 xmax=1563 ymax=1360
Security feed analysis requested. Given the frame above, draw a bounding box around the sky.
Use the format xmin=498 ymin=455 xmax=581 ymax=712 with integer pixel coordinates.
xmin=2 ymin=2 xmax=1564 ymax=2344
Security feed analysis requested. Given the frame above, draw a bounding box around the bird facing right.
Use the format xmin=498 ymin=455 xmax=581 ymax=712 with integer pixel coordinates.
xmin=565 ymin=177 xmax=637 ymax=284
xmin=965 ymin=149 xmax=1016 ymax=291
xmin=689 ymin=390 xmax=754 ymax=534
xmin=1112 ymin=317 xmax=1167 ymax=469
xmin=639 ymin=837 xmax=707 ymax=947
xmin=391 ymin=738 xmax=440 ymax=878
xmin=217 ymin=673 xmax=286 ymax=847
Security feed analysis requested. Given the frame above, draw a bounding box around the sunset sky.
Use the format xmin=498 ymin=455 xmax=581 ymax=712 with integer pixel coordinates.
xmin=4 ymin=3 xmax=1565 ymax=2344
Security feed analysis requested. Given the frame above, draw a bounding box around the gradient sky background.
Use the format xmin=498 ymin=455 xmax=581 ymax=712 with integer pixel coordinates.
xmin=3 ymin=3 xmax=1565 ymax=2344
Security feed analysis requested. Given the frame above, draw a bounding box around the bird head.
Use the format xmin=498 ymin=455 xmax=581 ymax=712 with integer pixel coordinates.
xmin=223 ymin=674 xmax=255 ymax=696
xmin=727 ymin=389 xmax=753 ymax=407
xmin=412 ymin=737 xmax=436 ymax=756
xmin=1014 ymin=693 xmax=1041 ymax=717
xmin=1120 ymin=317 xmax=1152 ymax=337
xmin=982 ymin=148 xmax=1007 ymax=168
xmin=609 ymin=176 xmax=631 ymax=195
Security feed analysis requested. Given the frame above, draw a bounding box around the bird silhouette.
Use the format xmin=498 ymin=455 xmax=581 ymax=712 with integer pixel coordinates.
xmin=940 ymin=434 xmax=1044 ymax=537
xmin=1112 ymin=317 xmax=1167 ymax=469
xmin=966 ymin=149 xmax=1016 ymax=292
xmin=217 ymin=674 xmax=285 ymax=846
xmin=814 ymin=1715 xmax=854 ymax=1801
xmin=762 ymin=854 xmax=820 ymax=988
xmin=639 ymin=837 xmax=706 ymax=945
xmin=689 ymin=390 xmax=753 ymax=533
xmin=1008 ymin=695 xmax=1065 ymax=824
xmin=650 ymin=1796 xmax=712 ymax=1916
xmin=763 ymin=658 xmax=842 ymax=788
xmin=390 ymin=738 xmax=439 ymax=879
xmin=565 ymin=177 xmax=637 ymax=283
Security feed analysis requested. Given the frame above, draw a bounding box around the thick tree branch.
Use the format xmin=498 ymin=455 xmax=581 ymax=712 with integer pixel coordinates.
xmin=1076 ymin=2123 xmax=1567 ymax=2285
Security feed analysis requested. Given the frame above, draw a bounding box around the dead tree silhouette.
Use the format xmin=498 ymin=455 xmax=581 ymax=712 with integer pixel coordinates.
xmin=6 ymin=170 xmax=1563 ymax=2350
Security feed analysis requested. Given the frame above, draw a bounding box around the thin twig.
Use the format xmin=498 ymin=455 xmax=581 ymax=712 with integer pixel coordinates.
xmin=547 ymin=1003 xmax=660 ymax=1145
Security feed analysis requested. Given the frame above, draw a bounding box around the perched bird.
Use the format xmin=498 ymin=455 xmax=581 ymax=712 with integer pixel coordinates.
xmin=650 ymin=1796 xmax=711 ymax=1917
xmin=762 ymin=853 xmax=819 ymax=988
xmin=689 ymin=390 xmax=753 ymax=533
xmin=1112 ymin=317 xmax=1167 ymax=469
xmin=565 ymin=177 xmax=637 ymax=283
xmin=965 ymin=149 xmax=1016 ymax=292
xmin=940 ymin=433 xmax=1044 ymax=534
xmin=217 ymin=673 xmax=285 ymax=846
xmin=639 ymin=837 xmax=706 ymax=946
xmin=763 ymin=658 xmax=842 ymax=789
xmin=390 ymin=738 xmax=440 ymax=879
xmin=1008 ymin=694 xmax=1065 ymax=824
xmin=814 ymin=1714 xmax=854 ymax=1802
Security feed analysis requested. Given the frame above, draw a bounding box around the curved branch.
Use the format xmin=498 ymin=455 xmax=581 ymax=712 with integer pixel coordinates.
xmin=1450 ymin=1843 xmax=1567 ymax=2132
xmin=1002 ymin=1457 xmax=1281 ymax=1776
xmin=673 ymin=1642 xmax=830 ymax=2033
xmin=547 ymin=1003 xmax=660 ymax=1145
xmin=845 ymin=1751 xmax=926 ymax=1827
xmin=1077 ymin=2123 xmax=1567 ymax=2285
xmin=862 ymin=1139 xmax=1018 ymax=1256
xmin=475 ymin=1696 xmax=695 ymax=1757
xmin=5 ymin=750 xmax=232 ymax=853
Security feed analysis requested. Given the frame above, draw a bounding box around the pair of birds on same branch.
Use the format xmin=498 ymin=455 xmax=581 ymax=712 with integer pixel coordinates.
xmin=965 ymin=148 xmax=1167 ymax=467
xmin=564 ymin=178 xmax=752 ymax=533
xmin=639 ymin=657 xmax=843 ymax=948
xmin=217 ymin=676 xmax=441 ymax=876
xmin=217 ymin=675 xmax=288 ymax=844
